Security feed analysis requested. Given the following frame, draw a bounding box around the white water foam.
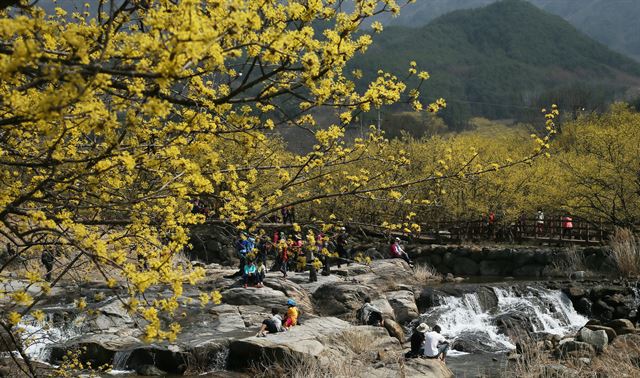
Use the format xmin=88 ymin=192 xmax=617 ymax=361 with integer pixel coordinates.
xmin=427 ymin=293 xmax=515 ymax=352
xmin=112 ymin=349 xmax=133 ymax=370
xmin=421 ymin=286 xmax=587 ymax=353
xmin=631 ymin=285 xmax=640 ymax=309
xmin=494 ymin=286 xmax=587 ymax=335
xmin=17 ymin=312 xmax=85 ymax=363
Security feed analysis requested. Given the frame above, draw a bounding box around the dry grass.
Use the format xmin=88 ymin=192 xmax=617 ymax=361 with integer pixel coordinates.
xmin=336 ymin=330 xmax=377 ymax=354
xmin=548 ymin=246 xmax=587 ymax=277
xmin=414 ymin=263 xmax=441 ymax=283
xmin=504 ymin=336 xmax=640 ymax=378
xmin=250 ymin=351 xmax=359 ymax=378
xmin=249 ymin=330 xmax=399 ymax=378
xmin=610 ymin=228 xmax=640 ymax=278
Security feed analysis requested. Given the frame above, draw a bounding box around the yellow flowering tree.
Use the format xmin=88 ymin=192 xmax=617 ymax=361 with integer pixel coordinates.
xmin=0 ymin=0 xmax=438 ymax=367
xmin=0 ymin=1 xmax=557 ymax=374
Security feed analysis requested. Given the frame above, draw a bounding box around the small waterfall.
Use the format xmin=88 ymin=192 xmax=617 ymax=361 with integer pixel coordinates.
xmin=424 ymin=293 xmax=515 ymax=352
xmin=17 ymin=312 xmax=84 ymax=363
xmin=494 ymin=286 xmax=587 ymax=335
xmin=208 ymin=346 xmax=230 ymax=372
xmin=112 ymin=349 xmax=133 ymax=371
xmin=421 ymin=286 xmax=587 ymax=353
xmin=631 ymin=285 xmax=640 ymax=309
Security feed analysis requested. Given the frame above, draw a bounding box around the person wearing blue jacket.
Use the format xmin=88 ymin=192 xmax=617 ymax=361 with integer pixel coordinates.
xmin=243 ymin=259 xmax=258 ymax=288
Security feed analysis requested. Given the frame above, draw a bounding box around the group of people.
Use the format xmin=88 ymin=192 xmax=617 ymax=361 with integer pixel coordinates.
xmin=256 ymin=298 xmax=299 ymax=337
xmin=234 ymin=227 xmax=354 ymax=288
xmin=406 ymin=323 xmax=450 ymax=362
xmin=477 ymin=209 xmax=576 ymax=241
xmin=358 ymin=298 xmax=449 ymax=363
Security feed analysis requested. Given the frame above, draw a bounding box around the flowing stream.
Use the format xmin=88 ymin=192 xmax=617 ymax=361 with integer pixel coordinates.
xmin=421 ymin=285 xmax=588 ymax=354
xmin=419 ymin=285 xmax=589 ymax=377
xmin=15 ymin=284 xmax=590 ymax=376
xmin=18 ymin=311 xmax=84 ymax=363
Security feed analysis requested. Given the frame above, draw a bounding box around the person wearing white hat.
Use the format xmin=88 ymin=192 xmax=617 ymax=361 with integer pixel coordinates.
xmin=406 ymin=322 xmax=430 ymax=359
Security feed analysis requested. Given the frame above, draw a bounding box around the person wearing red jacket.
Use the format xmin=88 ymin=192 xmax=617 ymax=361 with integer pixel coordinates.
xmin=390 ymin=237 xmax=412 ymax=265
xmin=562 ymin=214 xmax=574 ymax=239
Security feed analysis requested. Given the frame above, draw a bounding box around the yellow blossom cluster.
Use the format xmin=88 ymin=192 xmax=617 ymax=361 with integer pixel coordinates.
xmin=0 ymin=0 xmax=435 ymax=344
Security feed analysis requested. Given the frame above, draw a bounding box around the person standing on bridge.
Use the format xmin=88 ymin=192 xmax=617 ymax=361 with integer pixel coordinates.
xmin=562 ymin=214 xmax=573 ymax=239
xmin=536 ymin=208 xmax=545 ymax=237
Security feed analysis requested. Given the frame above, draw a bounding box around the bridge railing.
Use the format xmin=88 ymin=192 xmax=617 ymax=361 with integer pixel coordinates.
xmin=420 ymin=216 xmax=616 ymax=244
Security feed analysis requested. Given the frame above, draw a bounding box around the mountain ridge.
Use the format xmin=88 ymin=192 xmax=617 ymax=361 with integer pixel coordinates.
xmin=376 ymin=0 xmax=640 ymax=62
xmin=352 ymin=0 xmax=640 ymax=128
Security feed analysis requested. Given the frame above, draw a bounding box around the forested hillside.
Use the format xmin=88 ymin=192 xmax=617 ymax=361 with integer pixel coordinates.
xmin=353 ymin=0 xmax=640 ymax=129
xmin=378 ymin=0 xmax=640 ymax=62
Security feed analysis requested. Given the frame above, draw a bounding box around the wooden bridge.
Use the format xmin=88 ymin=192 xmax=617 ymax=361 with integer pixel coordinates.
xmin=203 ymin=215 xmax=627 ymax=246
xmin=346 ymin=216 xmax=619 ymax=246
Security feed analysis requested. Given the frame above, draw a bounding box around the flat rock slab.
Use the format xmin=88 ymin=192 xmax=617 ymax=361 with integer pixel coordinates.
xmin=312 ymin=282 xmax=378 ymax=317
xmin=227 ymin=317 xmax=350 ymax=369
xmin=221 ymin=286 xmax=288 ymax=310
xmin=227 ymin=317 xmax=400 ymax=371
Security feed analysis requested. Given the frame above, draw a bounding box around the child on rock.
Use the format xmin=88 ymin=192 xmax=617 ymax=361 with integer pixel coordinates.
xmin=283 ymin=299 xmax=299 ymax=329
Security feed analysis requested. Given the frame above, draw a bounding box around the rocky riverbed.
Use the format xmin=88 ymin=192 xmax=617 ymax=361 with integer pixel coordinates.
xmin=3 ymin=253 xmax=640 ymax=377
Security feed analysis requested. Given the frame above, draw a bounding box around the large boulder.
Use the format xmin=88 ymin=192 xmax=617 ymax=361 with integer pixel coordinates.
xmin=227 ymin=317 xmax=398 ymax=371
xmin=383 ymin=318 xmax=405 ymax=342
xmin=605 ymin=319 xmax=635 ymax=335
xmin=386 ymin=290 xmax=419 ymax=324
xmin=575 ymin=297 xmax=593 ymax=316
xmin=362 ymin=259 xmax=417 ymax=292
xmin=479 ymin=260 xmax=504 ymax=276
xmin=513 ymin=264 xmax=544 ymax=277
xmin=584 ymin=325 xmax=617 ymax=341
xmin=208 ymin=304 xmax=248 ymax=333
xmin=593 ymin=300 xmax=614 ymax=320
xmin=496 ymin=311 xmax=534 ymax=339
xmin=372 ymin=297 xmax=395 ymax=320
xmin=221 ymin=286 xmax=288 ymax=311
xmin=262 ymin=277 xmax=313 ymax=314
xmin=312 ymin=282 xmax=378 ymax=318
xmin=400 ymin=358 xmax=453 ymax=377
xmin=188 ymin=225 xmax=237 ymax=265
xmin=451 ymin=331 xmax=504 ymax=354
xmin=577 ymin=327 xmax=608 ymax=352
xmin=49 ymin=334 xmax=142 ymax=367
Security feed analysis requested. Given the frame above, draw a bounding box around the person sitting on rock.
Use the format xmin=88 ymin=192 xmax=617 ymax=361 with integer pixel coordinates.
xmin=256 ymin=308 xmax=285 ymax=337
xmin=405 ymin=322 xmax=429 ymax=359
xmin=390 ymin=237 xmax=412 ymax=266
xmin=358 ymin=297 xmax=384 ymax=327
xmin=243 ymin=259 xmax=258 ymax=288
xmin=283 ymin=299 xmax=299 ymax=329
xmin=423 ymin=325 xmax=449 ymax=363
xmin=256 ymin=260 xmax=266 ymax=288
